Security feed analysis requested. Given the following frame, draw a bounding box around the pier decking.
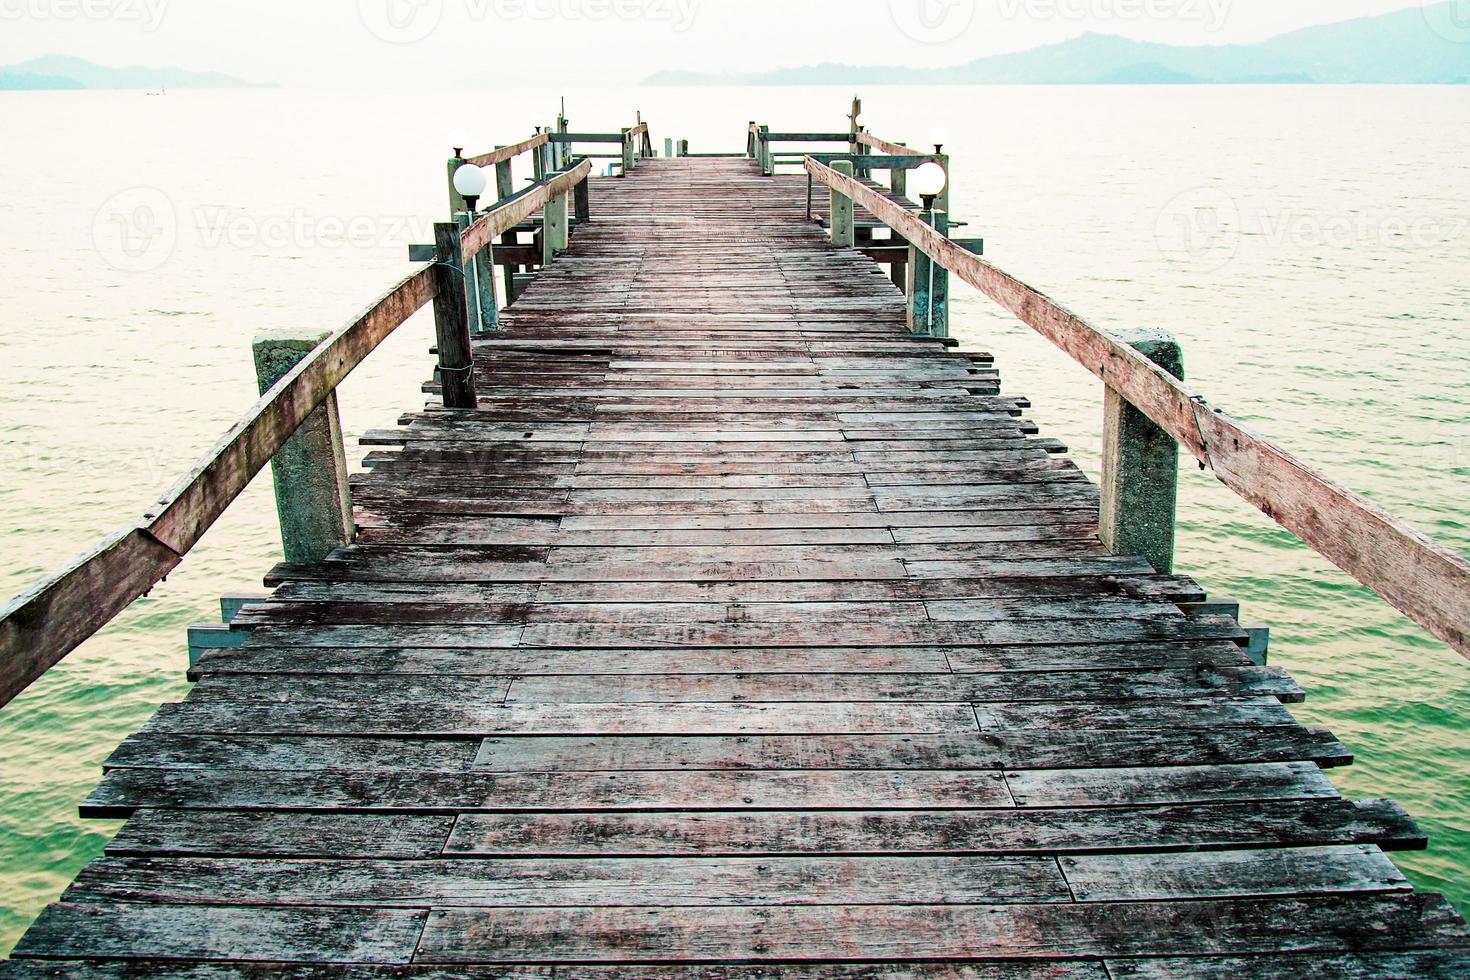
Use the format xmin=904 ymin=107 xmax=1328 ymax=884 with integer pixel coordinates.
xmin=5 ymin=156 xmax=1469 ymax=975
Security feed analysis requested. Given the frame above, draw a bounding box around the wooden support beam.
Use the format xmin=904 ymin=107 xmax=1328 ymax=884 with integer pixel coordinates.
xmin=463 ymin=133 xmax=549 ymax=169
xmin=431 ymin=222 xmax=478 ymax=410
xmin=0 ymin=264 xmax=436 ymax=708
xmin=459 ymin=159 xmax=592 ymax=261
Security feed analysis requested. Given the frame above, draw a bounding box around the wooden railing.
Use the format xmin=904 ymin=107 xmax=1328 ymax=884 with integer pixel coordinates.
xmin=0 ymin=125 xmax=599 ymax=710
xmin=805 ymin=154 xmax=1470 ymax=661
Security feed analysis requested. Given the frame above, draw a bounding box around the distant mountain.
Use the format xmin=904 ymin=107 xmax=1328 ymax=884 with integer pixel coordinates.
xmin=648 ymin=4 xmax=1470 ymax=85
xmin=0 ymin=56 xmax=270 ymax=91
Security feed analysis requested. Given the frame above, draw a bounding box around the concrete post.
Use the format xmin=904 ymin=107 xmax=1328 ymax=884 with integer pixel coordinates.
xmin=543 ymin=190 xmax=568 ymax=264
xmin=907 ymin=211 xmax=935 ymax=335
xmin=1099 ymin=328 xmax=1183 ymax=574
xmin=930 ymin=211 xmax=950 ymax=338
xmin=830 ymin=161 xmax=855 ymax=248
xmin=251 ymin=332 xmax=354 ymax=564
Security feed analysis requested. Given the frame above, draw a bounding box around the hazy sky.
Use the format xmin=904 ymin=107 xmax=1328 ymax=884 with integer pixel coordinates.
xmin=0 ymin=0 xmax=1440 ymax=85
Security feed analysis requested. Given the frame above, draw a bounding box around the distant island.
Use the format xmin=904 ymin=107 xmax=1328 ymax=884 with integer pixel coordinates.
xmin=0 ymin=55 xmax=270 ymax=91
xmin=649 ymin=4 xmax=1470 ymax=85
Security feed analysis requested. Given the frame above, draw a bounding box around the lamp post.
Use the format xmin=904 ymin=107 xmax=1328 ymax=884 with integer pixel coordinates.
xmin=909 ymin=162 xmax=949 ymax=338
xmin=452 ymin=164 xmax=488 ymax=214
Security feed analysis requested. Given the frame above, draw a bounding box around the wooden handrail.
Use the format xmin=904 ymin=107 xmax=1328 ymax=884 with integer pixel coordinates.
xmin=762 ymin=132 xmax=852 ymax=142
xmin=857 ymin=132 xmax=923 ymax=156
xmin=463 ymin=133 xmax=550 ymax=169
xmin=0 ymin=266 xmax=438 ymax=708
xmin=807 ymin=155 xmax=1470 ymax=660
xmin=459 ymin=158 xmax=593 ymax=261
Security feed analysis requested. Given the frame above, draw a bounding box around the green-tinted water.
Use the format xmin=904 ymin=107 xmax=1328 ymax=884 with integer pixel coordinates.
xmin=0 ymin=85 xmax=1466 ymax=951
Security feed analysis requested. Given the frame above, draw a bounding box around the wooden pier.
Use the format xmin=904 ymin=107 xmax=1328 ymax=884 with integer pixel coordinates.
xmin=3 ymin=114 xmax=1469 ymax=976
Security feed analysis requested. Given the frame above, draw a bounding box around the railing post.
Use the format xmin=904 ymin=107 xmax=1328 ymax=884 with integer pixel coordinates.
xmin=890 ymin=147 xmax=908 ymax=199
xmin=573 ymin=176 xmax=591 ymax=226
xmin=930 ymin=211 xmax=950 ymax=338
xmin=251 ymin=331 xmax=354 ymax=564
xmin=830 ymin=161 xmax=855 ymax=248
xmin=906 ymin=211 xmax=935 ymax=335
xmin=543 ymin=188 xmax=568 ymax=264
xmin=621 ymin=128 xmax=634 ymax=176
xmin=759 ymin=125 xmax=771 ymax=176
xmin=1100 ymin=329 xmax=1183 ymax=575
xmin=747 ymin=122 xmax=756 ymax=158
xmin=447 ymin=156 xmax=496 ymax=335
xmin=664 ymin=137 xmax=673 ymax=158
xmin=431 ymin=221 xmax=478 ymax=410
xmin=446 ymin=155 xmax=467 ymax=212
xmin=457 ymin=211 xmax=498 ymax=335
xmin=493 ymin=152 xmax=517 ymax=306
xmin=678 ymin=139 xmax=689 ymax=157
xmin=532 ymin=130 xmax=546 ymax=181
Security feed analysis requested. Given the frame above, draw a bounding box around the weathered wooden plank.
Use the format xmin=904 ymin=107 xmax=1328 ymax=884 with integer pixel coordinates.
xmin=81 ymin=768 xmax=1015 ymax=817
xmin=414 ymin=894 xmax=1470 ymax=962
xmin=1005 ymin=762 xmax=1339 ymax=807
xmin=1060 ymin=845 xmax=1410 ymax=901
xmin=68 ymin=855 xmax=1072 ymax=907
xmin=1106 ymin=950 xmax=1470 ymax=979
xmin=444 ymin=798 xmax=1424 ymax=858
xmin=472 ymin=727 xmax=1349 ymax=772
xmin=108 ymin=811 xmax=456 ymax=858
xmin=11 ymin=902 xmax=427 ymax=964
xmin=141 ymin=699 xmax=981 ymax=737
xmin=0 ymin=960 xmax=1113 ymax=978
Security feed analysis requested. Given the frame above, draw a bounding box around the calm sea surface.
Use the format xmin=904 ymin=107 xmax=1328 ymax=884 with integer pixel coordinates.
xmin=1 ymin=85 xmax=1467 ymax=951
